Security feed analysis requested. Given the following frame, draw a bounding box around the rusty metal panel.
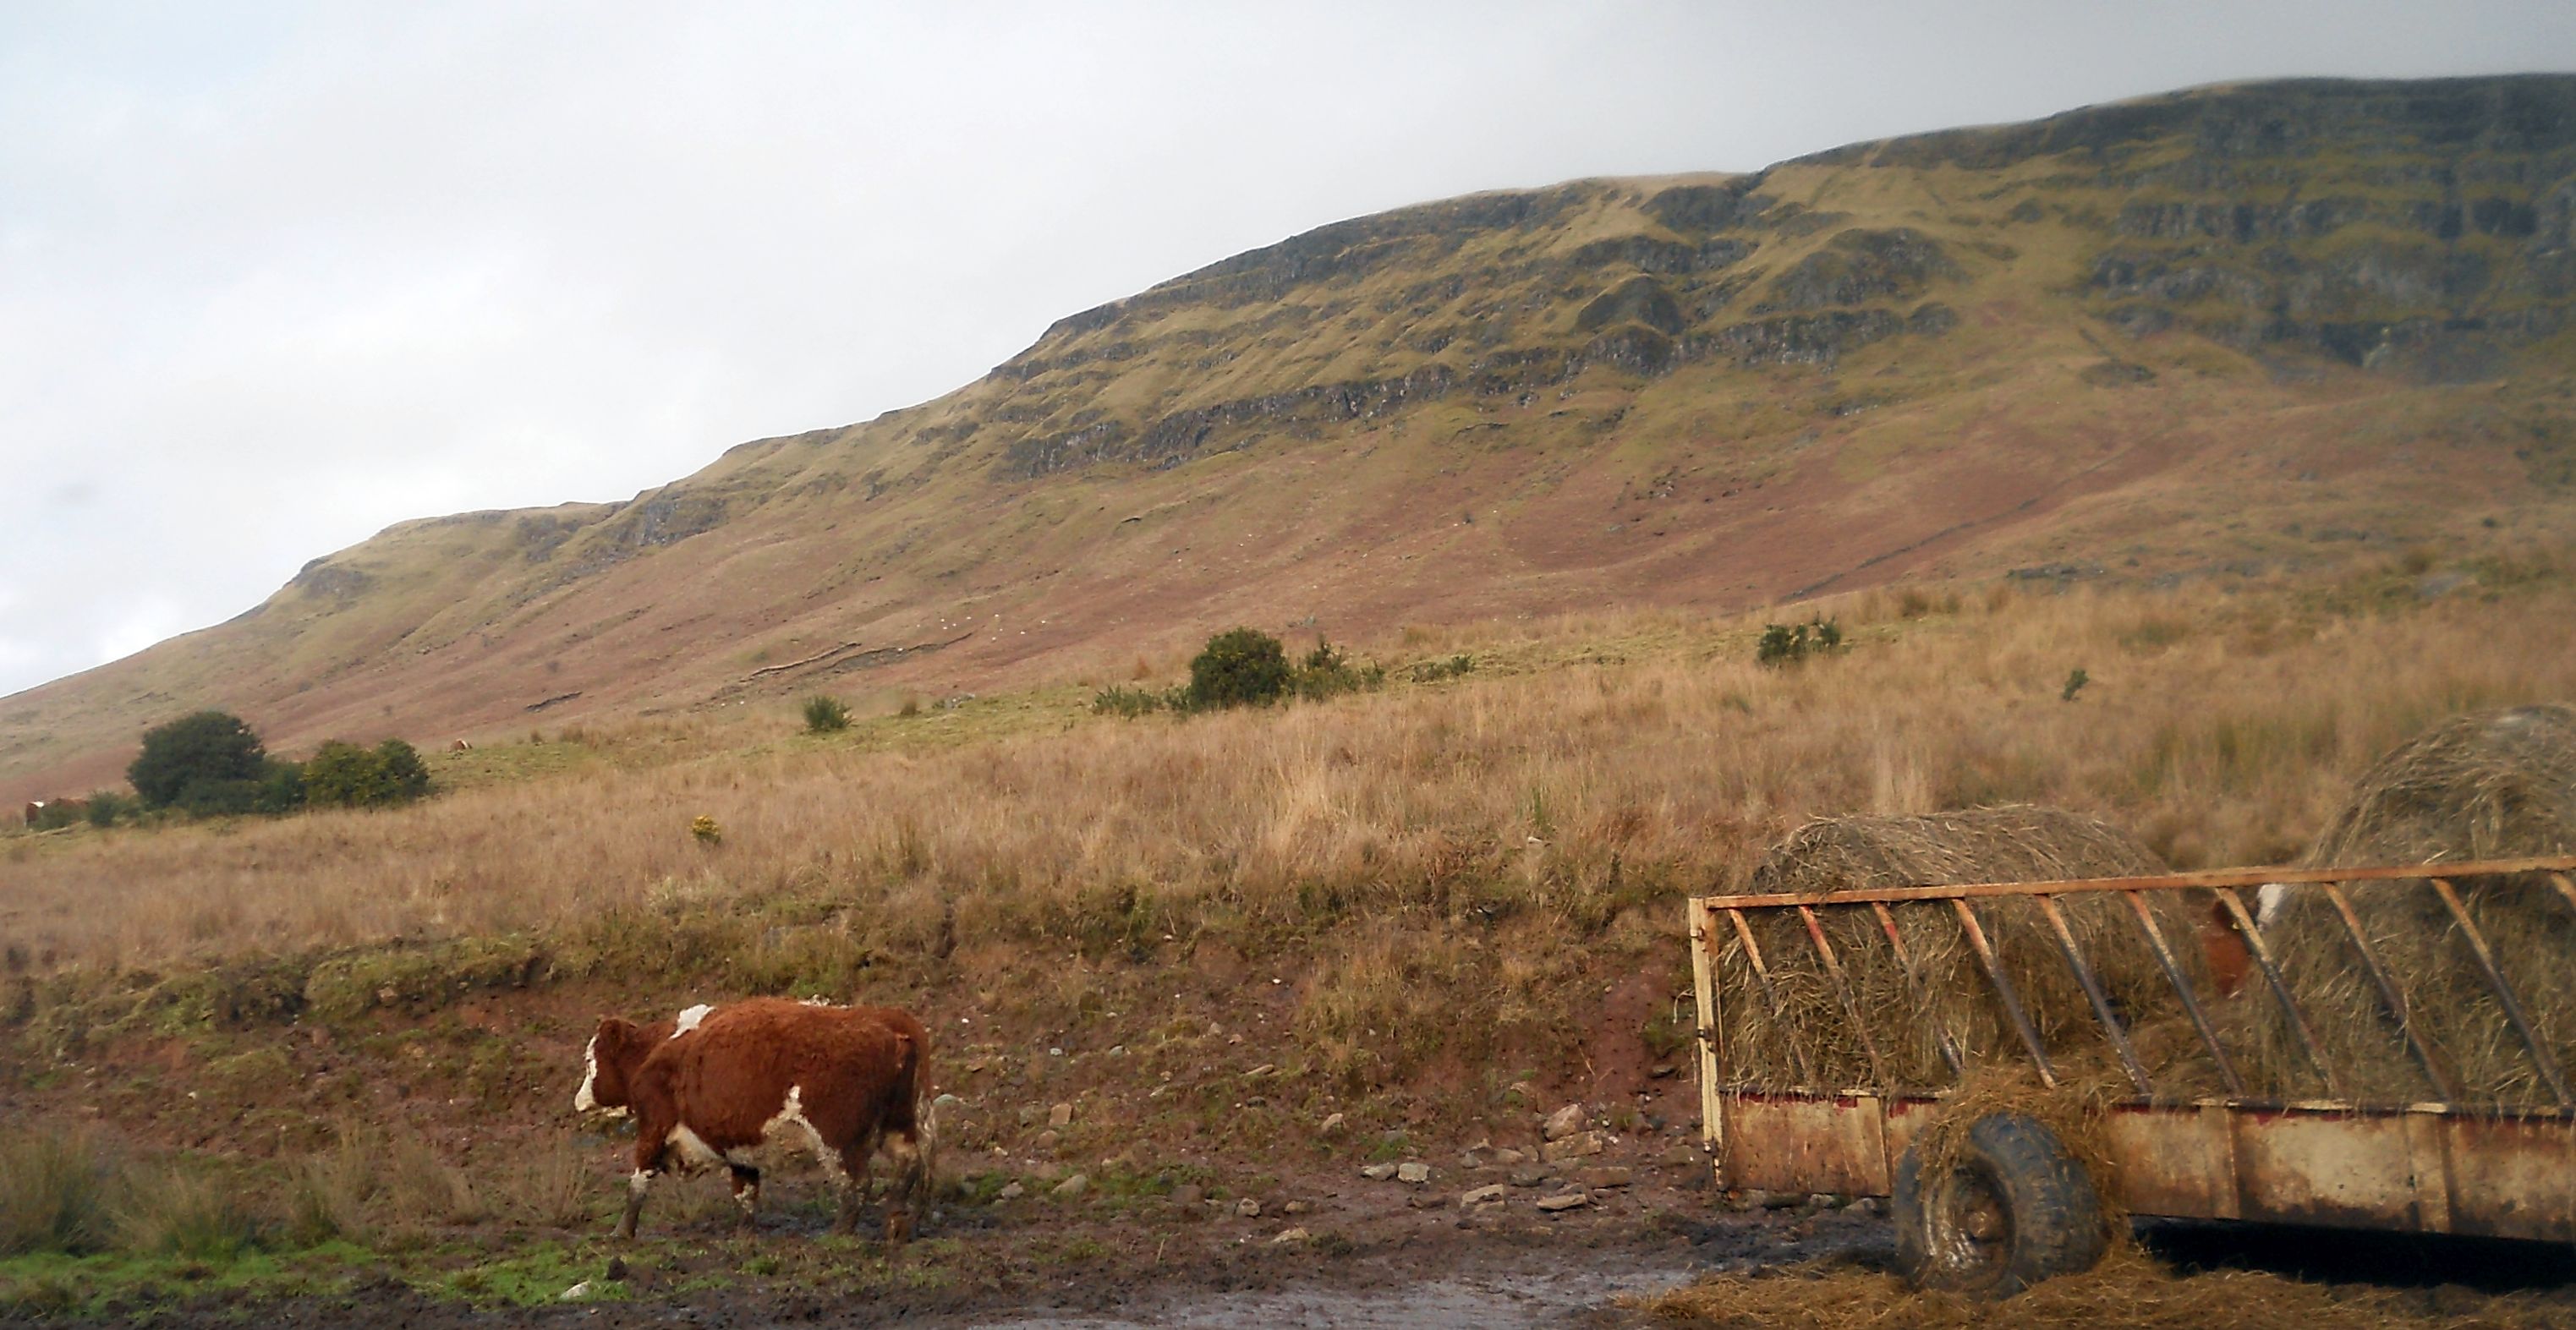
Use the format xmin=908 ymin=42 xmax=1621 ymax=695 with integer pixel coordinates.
xmin=2104 ymin=1104 xmax=2239 ymax=1220
xmin=2440 ymin=1114 xmax=2576 ymax=1242
xmin=2230 ymin=1110 xmax=2432 ymax=1230
xmin=1720 ymin=1094 xmax=1890 ymax=1196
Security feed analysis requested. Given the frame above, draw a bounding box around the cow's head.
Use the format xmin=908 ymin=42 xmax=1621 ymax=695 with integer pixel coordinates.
xmin=574 ymin=1016 xmax=648 ymax=1116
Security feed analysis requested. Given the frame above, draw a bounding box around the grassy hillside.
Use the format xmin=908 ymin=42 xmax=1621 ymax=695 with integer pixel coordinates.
xmin=7 ymin=74 xmax=2576 ymax=807
xmin=7 ymin=548 xmax=2576 ymax=1315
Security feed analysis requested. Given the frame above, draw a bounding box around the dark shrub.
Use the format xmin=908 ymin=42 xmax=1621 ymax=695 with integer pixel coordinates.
xmin=802 ymin=694 xmax=852 ymax=734
xmin=129 ymin=712 xmax=266 ymax=809
xmin=1187 ymin=628 xmax=1292 ymax=710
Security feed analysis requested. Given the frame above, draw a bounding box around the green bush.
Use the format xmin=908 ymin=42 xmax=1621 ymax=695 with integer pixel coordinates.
xmin=1292 ymin=639 xmax=1385 ymax=700
xmin=304 ymin=739 xmax=434 ymax=809
xmin=802 ymin=694 xmax=852 ymax=734
xmin=255 ymin=758 xmax=307 ymax=814
xmin=129 ymin=711 xmax=267 ymax=809
xmin=82 ymin=791 xmax=130 ymax=829
xmin=1756 ymin=616 xmax=1844 ymax=667
xmin=1187 ymin=628 xmax=1292 ymax=710
xmin=1091 ymin=685 xmax=1180 ymax=717
xmin=1408 ymin=654 xmax=1474 ymax=683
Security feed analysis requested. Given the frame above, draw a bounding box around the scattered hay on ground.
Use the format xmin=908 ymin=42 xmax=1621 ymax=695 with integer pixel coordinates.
xmin=2251 ymin=704 xmax=2576 ymax=1104
xmin=1716 ymin=807 xmax=2212 ymax=1093
xmin=1629 ymin=1246 xmax=2573 ymax=1330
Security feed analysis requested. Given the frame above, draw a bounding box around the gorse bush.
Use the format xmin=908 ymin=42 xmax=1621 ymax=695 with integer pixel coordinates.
xmin=1188 ymin=627 xmax=1292 ymax=709
xmin=802 ymin=694 xmax=852 ymax=734
xmin=1756 ymin=616 xmax=1844 ymax=667
xmin=129 ymin=711 xmax=267 ymax=810
xmin=304 ymin=739 xmax=431 ymax=809
xmin=1096 ymin=632 xmax=1388 ymax=716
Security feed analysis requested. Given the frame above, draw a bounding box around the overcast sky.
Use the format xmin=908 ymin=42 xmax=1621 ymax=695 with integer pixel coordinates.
xmin=4 ymin=2 xmax=2573 ymax=700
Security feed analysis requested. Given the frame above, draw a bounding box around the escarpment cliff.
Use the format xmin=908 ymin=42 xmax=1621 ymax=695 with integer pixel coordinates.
xmin=7 ymin=75 xmax=2576 ymax=799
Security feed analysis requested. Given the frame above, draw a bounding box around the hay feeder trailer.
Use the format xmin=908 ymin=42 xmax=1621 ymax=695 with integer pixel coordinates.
xmin=1686 ymin=855 xmax=2576 ymax=1294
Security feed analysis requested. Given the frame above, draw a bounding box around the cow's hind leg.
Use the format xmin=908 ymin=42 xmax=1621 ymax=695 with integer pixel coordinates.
xmin=728 ymin=1163 xmax=761 ymax=1230
xmin=878 ymin=1125 xmax=924 ymax=1244
xmin=822 ymin=1141 xmax=863 ymax=1236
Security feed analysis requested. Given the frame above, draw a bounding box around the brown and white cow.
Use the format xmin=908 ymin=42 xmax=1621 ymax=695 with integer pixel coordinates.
xmin=575 ymin=998 xmax=929 ymax=1241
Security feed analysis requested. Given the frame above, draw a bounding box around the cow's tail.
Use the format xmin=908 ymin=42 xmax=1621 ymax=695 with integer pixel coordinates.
xmin=895 ymin=1029 xmax=935 ymax=1207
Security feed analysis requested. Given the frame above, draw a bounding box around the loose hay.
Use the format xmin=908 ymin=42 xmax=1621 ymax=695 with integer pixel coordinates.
xmin=2251 ymin=704 xmax=2576 ymax=1105
xmin=1630 ymin=1247 xmax=2573 ymax=1330
xmin=1716 ymin=807 xmax=2213 ymax=1093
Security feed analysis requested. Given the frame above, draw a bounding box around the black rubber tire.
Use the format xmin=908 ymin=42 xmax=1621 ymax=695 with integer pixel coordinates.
xmin=1893 ymin=1112 xmax=2107 ymax=1297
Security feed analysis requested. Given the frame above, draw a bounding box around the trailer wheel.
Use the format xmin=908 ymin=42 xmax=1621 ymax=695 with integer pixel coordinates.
xmin=1893 ymin=1112 xmax=2107 ymax=1297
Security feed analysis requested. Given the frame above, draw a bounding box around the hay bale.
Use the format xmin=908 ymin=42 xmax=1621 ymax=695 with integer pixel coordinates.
xmin=1716 ymin=806 xmax=2208 ymax=1093
xmin=2251 ymin=704 xmax=2576 ymax=1105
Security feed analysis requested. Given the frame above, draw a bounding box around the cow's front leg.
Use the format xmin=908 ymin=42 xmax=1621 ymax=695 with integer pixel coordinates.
xmin=728 ymin=1163 xmax=762 ymax=1230
xmin=616 ymin=1167 xmax=656 ymax=1240
xmin=824 ymin=1147 xmax=862 ymax=1236
xmin=616 ymin=1136 xmax=668 ymax=1240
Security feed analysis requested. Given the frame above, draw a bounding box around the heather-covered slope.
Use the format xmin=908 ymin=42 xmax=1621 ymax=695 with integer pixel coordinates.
xmin=8 ymin=74 xmax=2576 ymax=800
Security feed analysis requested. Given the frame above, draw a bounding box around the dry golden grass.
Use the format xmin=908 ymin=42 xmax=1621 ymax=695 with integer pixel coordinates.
xmin=7 ymin=567 xmax=2576 ymax=1080
xmin=1632 ymin=1246 xmax=2576 ymax=1330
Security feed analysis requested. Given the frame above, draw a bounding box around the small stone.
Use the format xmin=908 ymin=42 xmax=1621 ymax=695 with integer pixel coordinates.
xmin=1052 ymin=1173 xmax=1089 ymax=1199
xmin=1035 ymin=1130 xmax=1060 ymax=1152
xmin=559 ymin=1281 xmax=595 ymax=1301
xmin=1493 ymin=1147 xmax=1526 ymax=1166
xmin=1536 ymin=1190 xmax=1591 ymax=1212
xmin=1235 ymin=1197 xmax=1262 ymax=1218
xmin=603 ymin=1257 xmax=628 ymax=1283
xmin=1852 ymin=1196 xmax=1886 ymax=1216
xmin=1318 ymin=1113 xmax=1346 ymax=1135
xmin=997 ymin=1180 xmax=1025 ymax=1201
xmin=1761 ymin=1190 xmax=1802 ymax=1210
xmin=1650 ymin=1063 xmax=1678 ymax=1079
xmin=1282 ymin=1200 xmax=1310 ymax=1215
xmin=1396 ymin=1162 xmax=1430 ymax=1185
xmin=1170 ymin=1184 xmax=1204 ymax=1207
xmin=932 ymin=1092 xmax=964 ymax=1112
xmin=1806 ymin=1193 xmax=1836 ymax=1210
xmin=1509 ymin=1168 xmax=1550 ymax=1188
xmin=1539 ymin=1130 xmax=1604 ymax=1163
xmin=1032 ymin=1161 xmax=1065 ymax=1182
xmin=1581 ymin=1167 xmax=1634 ymax=1190
xmin=1459 ymin=1185 xmax=1507 ymax=1207
xmin=1543 ymin=1103 xmax=1587 ymax=1141
xmin=1049 ymin=1103 xmax=1073 ymax=1128
xmin=1271 ymin=1227 xmax=1312 ymax=1245
xmin=1360 ymin=1163 xmax=1398 ymax=1181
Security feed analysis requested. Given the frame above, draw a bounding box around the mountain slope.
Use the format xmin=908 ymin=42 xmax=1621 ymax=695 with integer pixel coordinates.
xmin=8 ymin=74 xmax=2576 ymax=801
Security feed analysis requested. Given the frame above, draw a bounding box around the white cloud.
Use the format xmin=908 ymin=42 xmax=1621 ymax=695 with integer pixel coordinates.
xmin=2 ymin=1 xmax=2572 ymax=698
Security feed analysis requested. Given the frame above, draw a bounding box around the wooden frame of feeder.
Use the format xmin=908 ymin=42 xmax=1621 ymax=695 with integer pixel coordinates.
xmin=1686 ymin=856 xmax=2576 ymax=1242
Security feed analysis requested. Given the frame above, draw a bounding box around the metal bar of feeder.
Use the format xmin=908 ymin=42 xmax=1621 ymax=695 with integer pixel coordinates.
xmin=1694 ymin=855 xmax=2576 ymax=911
xmin=2120 ymin=890 xmax=2244 ymax=1098
xmin=1724 ymin=907 xmax=1818 ymax=1086
xmin=2034 ymin=895 xmax=2152 ymax=1096
xmin=1797 ymin=904 xmax=1890 ymax=1090
xmin=2213 ymin=887 xmax=2340 ymax=1099
xmin=2320 ymin=881 xmax=2463 ymax=1103
xmin=2429 ymin=878 xmax=2574 ymax=1108
xmin=1948 ymin=897 xmax=2056 ymax=1087
xmin=1871 ymin=901 xmax=1965 ymax=1080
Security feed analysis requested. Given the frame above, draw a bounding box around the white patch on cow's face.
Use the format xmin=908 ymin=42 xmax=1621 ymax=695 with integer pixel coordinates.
xmin=672 ymin=1003 xmax=714 ymax=1036
xmin=574 ymin=1035 xmax=600 ymax=1113
xmin=2255 ymin=882 xmax=2288 ymax=927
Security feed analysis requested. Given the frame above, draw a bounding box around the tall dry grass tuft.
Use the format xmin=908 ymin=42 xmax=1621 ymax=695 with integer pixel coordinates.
xmin=0 ymin=1123 xmax=120 ymax=1255
xmin=8 ymin=577 xmax=2576 ymax=1063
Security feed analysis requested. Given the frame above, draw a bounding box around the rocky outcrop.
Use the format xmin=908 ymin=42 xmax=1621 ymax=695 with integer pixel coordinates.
xmin=1759 ymin=228 xmax=1959 ymax=311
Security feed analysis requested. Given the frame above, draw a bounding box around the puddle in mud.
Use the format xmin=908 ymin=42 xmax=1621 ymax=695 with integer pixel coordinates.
xmin=965 ymin=1259 xmax=1699 ymax=1328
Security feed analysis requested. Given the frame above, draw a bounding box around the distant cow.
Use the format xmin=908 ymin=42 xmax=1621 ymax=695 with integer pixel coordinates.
xmin=450 ymin=738 xmax=474 ymax=753
xmin=575 ymin=998 xmax=930 ymax=1241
